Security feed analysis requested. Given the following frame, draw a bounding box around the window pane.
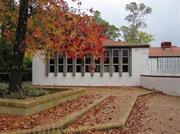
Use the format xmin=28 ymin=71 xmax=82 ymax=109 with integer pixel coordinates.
xmin=58 ymin=57 xmax=63 ymax=64
xmin=58 ymin=66 xmax=63 ymax=72
xmin=113 ymin=65 xmax=119 ymax=72
xmin=95 ymin=65 xmax=100 ymax=72
xmin=113 ymin=57 xmax=119 ymax=64
xmin=85 ymin=57 xmax=91 ymax=64
xmin=50 ymin=65 xmax=54 ymax=72
xmin=67 ymin=58 xmax=73 ymax=64
xmin=105 ymin=50 xmax=110 ymax=56
xmin=67 ymin=65 xmax=73 ymax=72
xmin=50 ymin=59 xmax=54 ymax=64
xmin=95 ymin=59 xmax=100 ymax=64
xmin=113 ymin=50 xmax=119 ymax=56
xmin=76 ymin=65 xmax=81 ymax=72
xmin=76 ymin=58 xmax=82 ymax=64
xmin=104 ymin=65 xmax=109 ymax=72
xmin=85 ymin=65 xmax=90 ymax=72
xmin=123 ymin=49 xmax=128 ymax=56
xmin=123 ymin=57 xmax=128 ymax=64
xmin=105 ymin=57 xmax=109 ymax=64
xmin=123 ymin=65 xmax=128 ymax=72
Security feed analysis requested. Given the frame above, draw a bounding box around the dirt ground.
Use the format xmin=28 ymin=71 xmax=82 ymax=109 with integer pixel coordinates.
xmin=138 ymin=93 xmax=180 ymax=134
xmin=74 ymin=87 xmax=180 ymax=134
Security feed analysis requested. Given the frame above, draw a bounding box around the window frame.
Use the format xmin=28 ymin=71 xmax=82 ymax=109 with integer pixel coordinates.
xmin=104 ymin=49 xmax=110 ymax=73
xmin=94 ymin=58 xmax=101 ymax=73
xmin=49 ymin=59 xmax=55 ymax=73
xmin=85 ymin=56 xmax=92 ymax=73
xmin=76 ymin=57 xmax=83 ymax=73
xmin=112 ymin=49 xmax=119 ymax=73
xmin=58 ymin=55 xmax=64 ymax=73
xmin=67 ymin=57 xmax=73 ymax=73
xmin=122 ymin=49 xmax=129 ymax=73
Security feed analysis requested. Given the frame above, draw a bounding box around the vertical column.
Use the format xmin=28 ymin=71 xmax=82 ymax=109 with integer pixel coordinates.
xmin=100 ymin=57 xmax=104 ymax=77
xmin=110 ymin=49 xmax=113 ymax=77
xmin=54 ymin=53 xmax=58 ymax=77
xmin=91 ymin=56 xmax=95 ymax=77
xmin=129 ymin=48 xmax=132 ymax=76
xmin=119 ymin=49 xmax=122 ymax=77
xmin=81 ymin=57 xmax=85 ymax=77
xmin=63 ymin=54 xmax=67 ymax=77
xmin=72 ymin=58 xmax=76 ymax=77
xmin=45 ymin=53 xmax=49 ymax=77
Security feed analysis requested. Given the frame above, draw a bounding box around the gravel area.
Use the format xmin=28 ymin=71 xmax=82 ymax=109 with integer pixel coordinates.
xmin=0 ymin=94 xmax=101 ymax=132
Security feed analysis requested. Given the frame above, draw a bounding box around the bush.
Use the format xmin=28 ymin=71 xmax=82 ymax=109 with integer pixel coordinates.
xmin=0 ymin=83 xmax=55 ymax=99
xmin=23 ymin=84 xmax=53 ymax=97
xmin=0 ymin=83 xmax=8 ymax=98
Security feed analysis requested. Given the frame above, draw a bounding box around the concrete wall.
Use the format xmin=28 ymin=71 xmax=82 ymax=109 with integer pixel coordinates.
xmin=32 ymin=48 xmax=149 ymax=86
xmin=140 ymin=75 xmax=180 ymax=96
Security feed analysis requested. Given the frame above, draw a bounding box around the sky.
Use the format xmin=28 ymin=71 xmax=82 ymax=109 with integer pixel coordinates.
xmin=66 ymin=0 xmax=180 ymax=47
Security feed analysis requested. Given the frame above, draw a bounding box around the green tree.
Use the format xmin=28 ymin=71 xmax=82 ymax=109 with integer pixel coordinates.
xmin=137 ymin=31 xmax=154 ymax=44
xmin=0 ymin=37 xmax=11 ymax=72
xmin=93 ymin=10 xmax=120 ymax=40
xmin=121 ymin=2 xmax=153 ymax=44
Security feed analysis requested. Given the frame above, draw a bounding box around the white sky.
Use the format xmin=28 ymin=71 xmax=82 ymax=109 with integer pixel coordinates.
xmin=66 ymin=0 xmax=180 ymax=46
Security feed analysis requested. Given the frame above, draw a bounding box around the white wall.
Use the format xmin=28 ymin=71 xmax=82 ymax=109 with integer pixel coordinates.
xmin=32 ymin=48 xmax=149 ymax=86
xmin=140 ymin=75 xmax=180 ymax=96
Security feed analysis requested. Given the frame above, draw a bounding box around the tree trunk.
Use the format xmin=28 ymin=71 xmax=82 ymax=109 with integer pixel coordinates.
xmin=9 ymin=0 xmax=29 ymax=94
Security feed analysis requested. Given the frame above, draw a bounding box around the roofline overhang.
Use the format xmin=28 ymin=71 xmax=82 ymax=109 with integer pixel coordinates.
xmin=105 ymin=45 xmax=150 ymax=48
xmin=149 ymin=56 xmax=180 ymax=58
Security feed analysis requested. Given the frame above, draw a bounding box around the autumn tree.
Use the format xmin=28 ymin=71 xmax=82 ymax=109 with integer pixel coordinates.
xmin=93 ymin=10 xmax=120 ymax=40
xmin=0 ymin=0 xmax=107 ymax=95
xmin=121 ymin=2 xmax=153 ymax=44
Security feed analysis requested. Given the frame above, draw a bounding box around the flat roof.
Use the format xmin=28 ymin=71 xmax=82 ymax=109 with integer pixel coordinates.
xmin=103 ymin=39 xmax=150 ymax=48
xmin=149 ymin=46 xmax=180 ymax=57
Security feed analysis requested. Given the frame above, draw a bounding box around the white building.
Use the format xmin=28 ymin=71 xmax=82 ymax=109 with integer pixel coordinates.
xmin=149 ymin=42 xmax=180 ymax=75
xmin=141 ymin=42 xmax=180 ymax=96
xmin=32 ymin=40 xmax=149 ymax=87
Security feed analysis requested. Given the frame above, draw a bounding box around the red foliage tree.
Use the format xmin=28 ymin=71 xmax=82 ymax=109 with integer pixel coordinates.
xmin=0 ymin=0 xmax=107 ymax=95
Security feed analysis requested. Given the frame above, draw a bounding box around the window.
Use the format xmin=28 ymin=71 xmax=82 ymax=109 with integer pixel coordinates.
xmin=58 ymin=56 xmax=64 ymax=72
xmin=104 ymin=49 xmax=110 ymax=72
xmin=113 ymin=49 xmax=119 ymax=72
xmin=95 ymin=58 xmax=100 ymax=72
xmin=122 ymin=49 xmax=129 ymax=72
xmin=85 ymin=56 xmax=91 ymax=72
xmin=49 ymin=59 xmax=55 ymax=73
xmin=76 ymin=58 xmax=82 ymax=73
xmin=67 ymin=58 xmax=73 ymax=72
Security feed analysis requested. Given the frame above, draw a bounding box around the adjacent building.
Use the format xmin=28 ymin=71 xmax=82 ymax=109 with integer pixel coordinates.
xmin=149 ymin=42 xmax=180 ymax=75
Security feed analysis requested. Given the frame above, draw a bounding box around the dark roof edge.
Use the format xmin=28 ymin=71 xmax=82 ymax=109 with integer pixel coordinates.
xmin=141 ymin=74 xmax=180 ymax=78
xmin=105 ymin=45 xmax=150 ymax=48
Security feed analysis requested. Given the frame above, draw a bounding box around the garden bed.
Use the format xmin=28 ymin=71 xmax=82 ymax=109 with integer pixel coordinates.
xmin=0 ymin=94 xmax=102 ymax=132
xmin=0 ymin=88 xmax=85 ymax=116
